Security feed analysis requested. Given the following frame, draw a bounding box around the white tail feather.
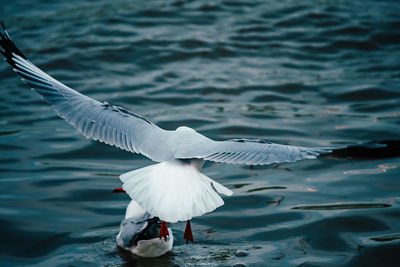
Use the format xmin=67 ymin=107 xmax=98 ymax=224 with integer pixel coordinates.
xmin=120 ymin=161 xmax=233 ymax=223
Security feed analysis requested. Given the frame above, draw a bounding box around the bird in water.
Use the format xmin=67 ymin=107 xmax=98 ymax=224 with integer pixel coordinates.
xmin=116 ymin=199 xmax=173 ymax=257
xmin=0 ymin=24 xmax=334 ymax=251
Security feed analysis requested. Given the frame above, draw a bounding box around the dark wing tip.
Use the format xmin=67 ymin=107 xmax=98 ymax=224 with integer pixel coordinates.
xmin=0 ymin=22 xmax=27 ymax=69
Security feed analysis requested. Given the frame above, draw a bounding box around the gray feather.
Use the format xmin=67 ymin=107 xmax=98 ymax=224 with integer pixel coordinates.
xmin=172 ymin=129 xmax=332 ymax=165
xmin=1 ymin=26 xmax=332 ymax=166
xmin=6 ymin=51 xmax=173 ymax=162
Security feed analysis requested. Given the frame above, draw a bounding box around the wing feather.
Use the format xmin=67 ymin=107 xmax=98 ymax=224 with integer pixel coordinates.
xmin=0 ymin=24 xmax=172 ymax=162
xmin=173 ymin=129 xmax=332 ymax=165
xmin=1 ymin=24 xmax=332 ymax=166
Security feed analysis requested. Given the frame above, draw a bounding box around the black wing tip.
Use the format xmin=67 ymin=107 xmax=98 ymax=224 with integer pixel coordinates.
xmin=0 ymin=21 xmax=8 ymax=43
xmin=325 ymin=139 xmax=400 ymax=160
xmin=0 ymin=22 xmax=28 ymax=67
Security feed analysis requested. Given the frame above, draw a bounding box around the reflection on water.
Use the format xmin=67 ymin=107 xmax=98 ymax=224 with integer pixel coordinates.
xmin=292 ymin=203 xmax=391 ymax=210
xmin=1 ymin=0 xmax=400 ymax=266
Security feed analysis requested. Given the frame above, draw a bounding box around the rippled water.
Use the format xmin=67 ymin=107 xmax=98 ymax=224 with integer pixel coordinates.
xmin=1 ymin=0 xmax=400 ymax=266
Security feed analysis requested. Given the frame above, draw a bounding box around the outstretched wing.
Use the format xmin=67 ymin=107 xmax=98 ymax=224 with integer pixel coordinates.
xmin=0 ymin=24 xmax=171 ymax=162
xmin=173 ymin=127 xmax=332 ymax=165
xmin=0 ymin=24 xmax=331 ymax=166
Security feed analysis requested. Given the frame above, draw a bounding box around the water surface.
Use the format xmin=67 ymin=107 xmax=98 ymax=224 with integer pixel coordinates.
xmin=1 ymin=0 xmax=400 ymax=266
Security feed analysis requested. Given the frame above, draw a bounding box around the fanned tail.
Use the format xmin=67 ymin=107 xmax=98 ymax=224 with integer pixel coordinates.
xmin=120 ymin=161 xmax=232 ymax=223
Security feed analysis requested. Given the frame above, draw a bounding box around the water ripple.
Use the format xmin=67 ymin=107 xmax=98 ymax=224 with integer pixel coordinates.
xmin=1 ymin=0 xmax=400 ymax=266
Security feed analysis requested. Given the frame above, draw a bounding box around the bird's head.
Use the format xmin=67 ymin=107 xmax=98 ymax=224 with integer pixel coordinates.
xmin=116 ymin=200 xmax=173 ymax=257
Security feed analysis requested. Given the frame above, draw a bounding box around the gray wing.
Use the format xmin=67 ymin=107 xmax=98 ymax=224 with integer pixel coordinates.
xmin=0 ymin=25 xmax=330 ymax=166
xmin=0 ymin=25 xmax=170 ymax=162
xmin=173 ymin=127 xmax=332 ymax=165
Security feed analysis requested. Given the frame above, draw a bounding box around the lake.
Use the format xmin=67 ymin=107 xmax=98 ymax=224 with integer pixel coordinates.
xmin=0 ymin=0 xmax=399 ymax=266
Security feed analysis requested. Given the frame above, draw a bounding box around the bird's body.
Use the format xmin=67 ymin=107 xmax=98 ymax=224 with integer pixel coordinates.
xmin=0 ymin=23 xmax=333 ymax=254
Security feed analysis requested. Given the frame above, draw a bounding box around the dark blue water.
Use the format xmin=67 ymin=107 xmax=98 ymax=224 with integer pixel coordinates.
xmin=1 ymin=0 xmax=400 ymax=266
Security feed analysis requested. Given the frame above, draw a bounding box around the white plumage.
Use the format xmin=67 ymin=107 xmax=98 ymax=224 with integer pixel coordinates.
xmin=120 ymin=160 xmax=232 ymax=223
xmin=0 ymin=24 xmax=332 ymax=228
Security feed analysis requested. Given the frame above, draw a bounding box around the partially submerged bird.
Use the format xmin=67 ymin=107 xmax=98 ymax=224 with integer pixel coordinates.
xmin=0 ymin=24 xmax=332 ymax=248
xmin=116 ymin=200 xmax=173 ymax=257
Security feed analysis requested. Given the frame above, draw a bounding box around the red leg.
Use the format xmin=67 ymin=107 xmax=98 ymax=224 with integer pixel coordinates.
xmin=183 ymin=220 xmax=193 ymax=244
xmin=112 ymin=187 xmax=126 ymax=193
xmin=159 ymin=221 xmax=169 ymax=241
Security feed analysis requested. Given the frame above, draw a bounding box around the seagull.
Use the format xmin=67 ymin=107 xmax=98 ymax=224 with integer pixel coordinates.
xmin=0 ymin=24 xmax=333 ymax=245
xmin=116 ymin=199 xmax=173 ymax=257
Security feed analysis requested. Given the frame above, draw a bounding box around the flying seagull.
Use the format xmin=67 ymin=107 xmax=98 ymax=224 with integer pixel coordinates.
xmin=0 ymin=24 xmax=333 ymax=245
